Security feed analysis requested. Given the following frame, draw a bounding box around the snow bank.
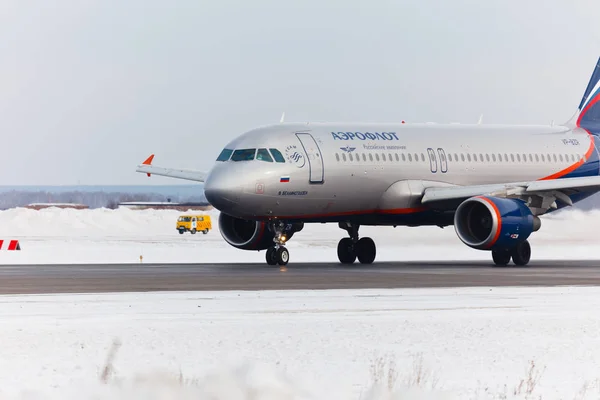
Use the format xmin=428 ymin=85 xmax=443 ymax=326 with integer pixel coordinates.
xmin=4 ymin=287 xmax=599 ymax=399
xmin=0 ymin=206 xmax=597 ymax=263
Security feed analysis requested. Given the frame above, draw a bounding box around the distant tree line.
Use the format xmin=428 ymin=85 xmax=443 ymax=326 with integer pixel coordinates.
xmin=0 ymin=190 xmax=208 ymax=210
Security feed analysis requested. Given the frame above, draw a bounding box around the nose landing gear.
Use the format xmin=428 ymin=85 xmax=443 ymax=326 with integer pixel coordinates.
xmin=337 ymin=222 xmax=376 ymax=264
xmin=265 ymin=221 xmax=290 ymax=266
xmin=266 ymin=245 xmax=289 ymax=266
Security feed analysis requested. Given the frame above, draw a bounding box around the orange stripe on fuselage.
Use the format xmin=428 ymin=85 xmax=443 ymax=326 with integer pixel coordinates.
xmin=538 ymin=133 xmax=595 ymax=181
xmin=477 ymin=196 xmax=502 ymax=249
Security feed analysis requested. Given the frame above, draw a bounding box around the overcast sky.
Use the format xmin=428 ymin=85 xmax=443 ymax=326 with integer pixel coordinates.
xmin=1 ymin=0 xmax=600 ymax=185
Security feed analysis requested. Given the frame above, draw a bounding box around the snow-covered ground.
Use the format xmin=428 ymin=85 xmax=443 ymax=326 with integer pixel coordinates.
xmin=1 ymin=287 xmax=600 ymax=399
xmin=0 ymin=206 xmax=597 ymax=264
xmin=1 ymin=207 xmax=600 ymax=399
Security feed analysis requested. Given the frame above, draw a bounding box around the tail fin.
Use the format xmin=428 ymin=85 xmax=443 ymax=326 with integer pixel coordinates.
xmin=569 ymin=56 xmax=600 ymax=134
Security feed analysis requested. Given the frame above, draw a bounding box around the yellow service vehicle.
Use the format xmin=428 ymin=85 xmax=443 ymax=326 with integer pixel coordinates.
xmin=176 ymin=214 xmax=212 ymax=234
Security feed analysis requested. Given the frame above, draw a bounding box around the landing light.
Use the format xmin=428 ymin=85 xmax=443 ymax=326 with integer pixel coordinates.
xmin=280 ymin=234 xmax=287 ymax=242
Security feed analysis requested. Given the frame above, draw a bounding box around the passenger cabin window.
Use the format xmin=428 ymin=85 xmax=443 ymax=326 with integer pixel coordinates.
xmin=256 ymin=148 xmax=273 ymax=162
xmin=231 ymin=148 xmax=256 ymax=161
xmin=216 ymin=148 xmax=233 ymax=161
xmin=269 ymin=148 xmax=286 ymax=163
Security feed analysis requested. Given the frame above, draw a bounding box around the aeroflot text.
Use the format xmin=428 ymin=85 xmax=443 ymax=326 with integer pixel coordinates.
xmin=331 ymin=132 xmax=399 ymax=141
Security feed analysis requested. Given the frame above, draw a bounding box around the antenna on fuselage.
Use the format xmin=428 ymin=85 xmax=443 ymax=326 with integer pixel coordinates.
xmin=280 ymin=112 xmax=285 ymax=123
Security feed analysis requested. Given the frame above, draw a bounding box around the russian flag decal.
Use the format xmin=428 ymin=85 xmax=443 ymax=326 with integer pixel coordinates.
xmin=280 ymin=176 xmax=290 ymax=183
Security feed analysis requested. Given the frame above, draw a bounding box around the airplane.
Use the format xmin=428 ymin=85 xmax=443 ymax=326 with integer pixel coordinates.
xmin=136 ymin=56 xmax=600 ymax=267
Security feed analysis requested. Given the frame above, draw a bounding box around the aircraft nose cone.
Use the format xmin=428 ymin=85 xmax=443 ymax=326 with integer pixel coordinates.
xmin=203 ymin=170 xmax=242 ymax=212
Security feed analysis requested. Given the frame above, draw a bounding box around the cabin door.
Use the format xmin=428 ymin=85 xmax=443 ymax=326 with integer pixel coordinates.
xmin=295 ymin=132 xmax=324 ymax=183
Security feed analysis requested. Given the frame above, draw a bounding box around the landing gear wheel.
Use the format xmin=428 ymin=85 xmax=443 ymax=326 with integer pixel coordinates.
xmin=356 ymin=237 xmax=376 ymax=264
xmin=266 ymin=247 xmax=277 ymax=265
xmin=337 ymin=238 xmax=356 ymax=264
xmin=492 ymin=248 xmax=511 ymax=266
xmin=511 ymin=240 xmax=531 ymax=266
xmin=276 ymin=247 xmax=289 ymax=266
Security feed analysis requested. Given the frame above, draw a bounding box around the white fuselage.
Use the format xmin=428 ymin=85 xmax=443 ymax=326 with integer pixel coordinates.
xmin=202 ymin=122 xmax=599 ymax=225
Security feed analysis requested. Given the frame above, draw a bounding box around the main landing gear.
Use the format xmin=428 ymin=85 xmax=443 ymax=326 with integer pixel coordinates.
xmin=491 ymin=240 xmax=531 ymax=267
xmin=337 ymin=222 xmax=376 ymax=264
xmin=265 ymin=221 xmax=290 ymax=266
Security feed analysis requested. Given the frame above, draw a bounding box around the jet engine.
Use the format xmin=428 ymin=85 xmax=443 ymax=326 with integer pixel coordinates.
xmin=454 ymin=196 xmax=541 ymax=250
xmin=218 ymin=213 xmax=303 ymax=250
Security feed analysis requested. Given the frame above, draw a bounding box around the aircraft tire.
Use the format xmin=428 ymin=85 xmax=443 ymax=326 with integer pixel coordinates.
xmin=266 ymin=247 xmax=277 ymax=265
xmin=276 ymin=247 xmax=289 ymax=266
xmin=356 ymin=237 xmax=376 ymax=264
xmin=491 ymin=248 xmax=511 ymax=266
xmin=511 ymin=240 xmax=531 ymax=266
xmin=337 ymin=238 xmax=356 ymax=264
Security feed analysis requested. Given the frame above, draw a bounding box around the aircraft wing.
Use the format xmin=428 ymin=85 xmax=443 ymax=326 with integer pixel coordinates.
xmin=135 ymin=154 xmax=207 ymax=182
xmin=421 ymin=175 xmax=600 ymax=206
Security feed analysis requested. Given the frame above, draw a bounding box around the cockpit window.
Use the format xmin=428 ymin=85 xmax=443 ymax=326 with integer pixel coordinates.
xmin=231 ymin=148 xmax=256 ymax=161
xmin=269 ymin=148 xmax=285 ymax=163
xmin=216 ymin=148 xmax=233 ymax=161
xmin=256 ymin=148 xmax=273 ymax=162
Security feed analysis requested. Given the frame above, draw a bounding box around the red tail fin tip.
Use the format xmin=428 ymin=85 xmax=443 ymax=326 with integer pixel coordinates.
xmin=142 ymin=154 xmax=155 ymax=165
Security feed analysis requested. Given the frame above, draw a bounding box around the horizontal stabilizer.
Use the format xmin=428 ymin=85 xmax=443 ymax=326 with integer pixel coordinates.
xmin=135 ymin=154 xmax=207 ymax=182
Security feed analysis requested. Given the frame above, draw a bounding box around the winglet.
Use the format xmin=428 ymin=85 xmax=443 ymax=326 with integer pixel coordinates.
xmin=142 ymin=154 xmax=155 ymax=176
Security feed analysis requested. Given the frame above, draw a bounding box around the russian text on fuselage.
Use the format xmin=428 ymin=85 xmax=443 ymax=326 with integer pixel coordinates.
xmin=331 ymin=132 xmax=399 ymax=141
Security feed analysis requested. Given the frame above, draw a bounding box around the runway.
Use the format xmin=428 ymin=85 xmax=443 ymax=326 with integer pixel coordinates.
xmin=1 ymin=260 xmax=600 ymax=294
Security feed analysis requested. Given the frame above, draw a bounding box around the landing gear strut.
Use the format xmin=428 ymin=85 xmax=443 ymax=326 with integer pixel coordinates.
xmin=337 ymin=222 xmax=376 ymax=264
xmin=491 ymin=240 xmax=531 ymax=267
xmin=265 ymin=221 xmax=290 ymax=266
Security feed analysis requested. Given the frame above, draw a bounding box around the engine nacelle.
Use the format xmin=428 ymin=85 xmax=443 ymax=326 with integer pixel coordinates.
xmin=218 ymin=213 xmax=302 ymax=250
xmin=454 ymin=196 xmax=541 ymax=250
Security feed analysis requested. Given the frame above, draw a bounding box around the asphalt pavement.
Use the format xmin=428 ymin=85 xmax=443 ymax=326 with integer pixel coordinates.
xmin=0 ymin=260 xmax=598 ymax=294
